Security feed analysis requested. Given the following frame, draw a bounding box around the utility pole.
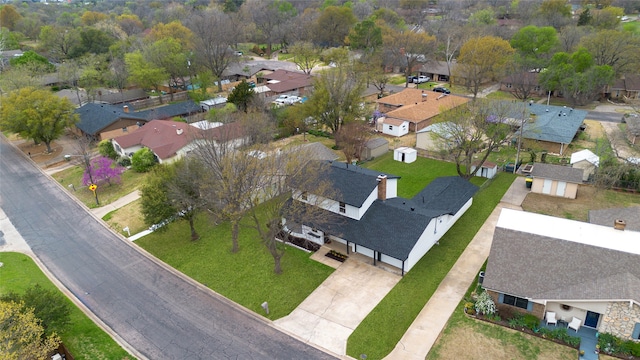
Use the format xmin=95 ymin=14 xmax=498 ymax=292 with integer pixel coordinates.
xmin=514 ymin=102 xmax=527 ymax=174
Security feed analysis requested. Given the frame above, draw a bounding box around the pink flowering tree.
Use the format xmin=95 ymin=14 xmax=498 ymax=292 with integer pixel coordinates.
xmin=82 ymin=156 xmax=126 ymax=186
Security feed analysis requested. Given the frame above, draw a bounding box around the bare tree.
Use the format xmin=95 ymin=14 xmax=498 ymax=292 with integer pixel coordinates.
xmin=432 ymin=100 xmax=520 ymax=179
xmin=188 ymin=9 xmax=237 ymax=92
xmin=335 ymin=121 xmax=373 ymax=164
xmin=383 ymin=29 xmax=436 ymax=87
xmin=289 ymin=41 xmax=320 ymax=74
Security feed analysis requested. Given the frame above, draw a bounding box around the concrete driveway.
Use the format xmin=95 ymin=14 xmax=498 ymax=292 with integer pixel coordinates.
xmin=275 ymin=259 xmax=400 ymax=356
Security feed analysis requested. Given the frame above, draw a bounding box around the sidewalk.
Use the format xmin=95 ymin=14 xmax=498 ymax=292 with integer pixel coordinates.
xmin=91 ymin=190 xmax=141 ymax=219
xmin=384 ymin=176 xmax=528 ymax=360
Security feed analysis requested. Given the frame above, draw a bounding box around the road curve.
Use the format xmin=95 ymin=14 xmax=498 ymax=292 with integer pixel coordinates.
xmin=0 ymin=136 xmax=335 ymax=360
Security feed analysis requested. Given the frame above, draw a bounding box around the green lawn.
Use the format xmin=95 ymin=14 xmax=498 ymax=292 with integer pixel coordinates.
xmin=135 ymin=213 xmax=334 ymax=320
xmin=0 ymin=252 xmax=131 ymax=360
xmin=52 ymin=166 xmax=149 ymax=209
xmin=346 ymin=170 xmax=516 ymax=360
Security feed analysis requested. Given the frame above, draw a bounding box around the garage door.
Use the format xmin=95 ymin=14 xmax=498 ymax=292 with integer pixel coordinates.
xmin=542 ymin=179 xmax=552 ymax=194
xmin=556 ymin=181 xmax=566 ymax=196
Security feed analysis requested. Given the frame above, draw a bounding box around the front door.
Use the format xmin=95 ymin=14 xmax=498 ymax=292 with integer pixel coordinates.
xmin=556 ymin=181 xmax=567 ymax=196
xmin=585 ymin=311 xmax=600 ymax=328
xmin=542 ymin=179 xmax=552 ymax=194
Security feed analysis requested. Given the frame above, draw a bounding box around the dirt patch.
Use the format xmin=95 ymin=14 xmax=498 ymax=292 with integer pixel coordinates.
xmin=521 ymin=185 xmax=640 ymax=221
xmin=430 ymin=322 xmax=576 ymax=360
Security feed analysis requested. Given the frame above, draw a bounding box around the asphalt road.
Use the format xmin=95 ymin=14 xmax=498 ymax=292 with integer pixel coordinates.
xmin=0 ymin=136 xmax=335 ymax=360
xmin=586 ymin=109 xmax=624 ymax=123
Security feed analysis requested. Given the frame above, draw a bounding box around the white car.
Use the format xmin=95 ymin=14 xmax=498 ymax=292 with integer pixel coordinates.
xmin=413 ymin=75 xmax=430 ymax=84
xmin=284 ymin=96 xmax=302 ymax=105
xmin=273 ymin=95 xmax=291 ymax=105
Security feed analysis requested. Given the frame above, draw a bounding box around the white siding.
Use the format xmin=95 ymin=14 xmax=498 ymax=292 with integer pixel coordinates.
xmin=382 ymin=121 xmax=409 ymax=137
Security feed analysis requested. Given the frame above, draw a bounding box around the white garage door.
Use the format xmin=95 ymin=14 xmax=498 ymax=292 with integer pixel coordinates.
xmin=556 ymin=181 xmax=566 ymax=196
xmin=542 ymin=179 xmax=552 ymax=194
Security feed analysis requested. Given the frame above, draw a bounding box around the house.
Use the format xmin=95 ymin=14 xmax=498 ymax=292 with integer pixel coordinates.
xmin=95 ymin=89 xmax=149 ymax=105
xmin=570 ymin=149 xmax=600 ymax=181
xmin=606 ymin=74 xmax=640 ymax=100
xmin=626 ymin=116 xmax=640 ymax=145
xmin=499 ymin=72 xmax=544 ymax=97
xmin=483 ymin=208 xmax=640 ymax=341
xmin=111 ymin=119 xmax=243 ymax=164
xmin=258 ymin=69 xmax=313 ymax=98
xmin=361 ymin=84 xmax=406 ymax=104
xmin=470 ymin=161 xmax=498 ymax=179
xmin=393 ymin=147 xmax=417 ymax=163
xmin=73 ymin=103 xmax=147 ymax=141
xmin=361 ymin=138 xmax=389 ymax=161
xmin=529 ymin=163 xmax=583 ymax=199
xmin=377 ymin=89 xmax=470 ymax=132
xmin=417 ymin=60 xmax=455 ymax=83
xmin=74 ymin=101 xmax=202 ymax=141
xmin=416 ymin=122 xmax=457 ymax=152
xmin=588 ymin=206 xmax=640 ymax=232
xmin=289 ymin=162 xmax=479 ymax=275
xmin=521 ymin=104 xmax=588 ymax=155
xmin=296 ymin=142 xmax=339 ymax=161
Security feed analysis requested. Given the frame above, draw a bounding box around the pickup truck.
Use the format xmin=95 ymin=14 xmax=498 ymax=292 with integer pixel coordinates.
xmin=413 ymin=75 xmax=430 ymax=84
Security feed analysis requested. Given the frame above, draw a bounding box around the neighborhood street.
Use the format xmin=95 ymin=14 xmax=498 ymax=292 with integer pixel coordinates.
xmin=0 ymin=136 xmax=336 ymax=360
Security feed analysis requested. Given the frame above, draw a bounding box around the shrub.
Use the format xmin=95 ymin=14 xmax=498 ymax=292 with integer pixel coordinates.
xmin=474 ymin=291 xmax=496 ymax=315
xmin=522 ymin=314 xmax=540 ymax=330
xmin=464 ymin=302 xmax=476 ymax=315
xmin=599 ymin=332 xmax=640 ymax=357
xmin=118 ymin=157 xmax=131 ymax=167
xmin=98 ymin=140 xmax=119 ymax=160
xmin=131 ymin=148 xmax=157 ymax=172
xmin=0 ymin=284 xmax=71 ymax=336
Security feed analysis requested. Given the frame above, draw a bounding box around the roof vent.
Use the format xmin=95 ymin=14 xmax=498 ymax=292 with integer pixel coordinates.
xmin=177 ymin=128 xmax=184 ymax=135
xmin=614 ymin=219 xmax=626 ymax=230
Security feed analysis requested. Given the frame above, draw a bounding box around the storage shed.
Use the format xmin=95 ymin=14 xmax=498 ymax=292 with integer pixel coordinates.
xmin=361 ymin=138 xmax=389 ymax=160
xmin=530 ymin=163 xmax=583 ymax=199
xmin=394 ymin=147 xmax=417 ymax=163
xmin=471 ymin=161 xmax=498 ymax=179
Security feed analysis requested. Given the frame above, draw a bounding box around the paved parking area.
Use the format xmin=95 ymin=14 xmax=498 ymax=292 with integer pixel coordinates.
xmin=274 ymin=260 xmax=400 ymax=356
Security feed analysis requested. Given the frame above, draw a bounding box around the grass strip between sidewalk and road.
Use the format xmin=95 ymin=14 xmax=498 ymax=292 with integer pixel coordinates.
xmin=346 ymin=171 xmax=516 ymax=360
xmin=0 ymin=252 xmax=132 ymax=360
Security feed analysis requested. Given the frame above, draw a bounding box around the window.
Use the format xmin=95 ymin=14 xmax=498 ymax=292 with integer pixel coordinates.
xmin=506 ymin=83 xmax=512 ymax=88
xmin=632 ymin=323 xmax=640 ymax=340
xmin=339 ymin=202 xmax=346 ymax=213
xmin=501 ymin=294 xmax=529 ymax=310
xmin=388 ymin=125 xmax=393 ymax=130
xmin=122 ymin=127 xmax=128 ymax=132
xmin=301 ymin=191 xmax=308 ymax=201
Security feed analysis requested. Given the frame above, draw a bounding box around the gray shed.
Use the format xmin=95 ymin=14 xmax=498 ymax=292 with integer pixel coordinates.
xmin=362 ymin=138 xmax=389 ymax=160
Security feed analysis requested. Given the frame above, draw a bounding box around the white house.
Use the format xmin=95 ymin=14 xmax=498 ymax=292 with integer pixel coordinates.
xmin=381 ymin=117 xmax=409 ymax=137
xmin=570 ymin=149 xmax=599 ymax=181
xmin=393 ymin=147 xmax=417 ymax=163
xmin=288 ymin=161 xmax=479 ymax=275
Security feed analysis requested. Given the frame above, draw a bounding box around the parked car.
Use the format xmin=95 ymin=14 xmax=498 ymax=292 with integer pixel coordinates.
xmin=274 ymin=95 xmax=291 ymax=105
xmin=432 ymin=86 xmax=450 ymax=94
xmin=407 ymin=75 xmax=418 ymax=83
xmin=284 ymin=96 xmax=302 ymax=105
xmin=413 ymin=75 xmax=430 ymax=84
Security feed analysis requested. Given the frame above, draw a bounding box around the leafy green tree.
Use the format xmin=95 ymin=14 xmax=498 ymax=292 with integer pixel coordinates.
xmin=9 ymin=51 xmax=54 ymax=73
xmin=71 ymin=28 xmax=115 ymax=57
xmin=314 ymin=5 xmax=357 ymax=47
xmin=0 ymin=5 xmax=22 ymax=31
xmin=302 ymin=62 xmax=365 ymax=134
xmin=454 ymin=36 xmax=514 ymax=99
xmin=468 ymin=8 xmax=497 ymax=26
xmin=1 ymin=285 xmax=71 ymax=337
xmin=125 ymin=51 xmax=167 ymax=96
xmin=289 ymin=41 xmax=321 ymax=74
xmin=348 ymin=18 xmax=382 ymax=52
xmin=0 ymin=300 xmax=61 ymax=360
xmin=227 ymin=80 xmax=255 ymax=112
xmin=140 ymin=165 xmax=176 ymax=229
xmin=540 ymin=48 xmax=616 ymax=106
xmin=580 ymin=30 xmax=640 ymax=75
xmin=145 ymin=37 xmax=189 ymax=101
xmin=510 ymin=26 xmax=558 ymax=71
xmin=577 ymin=7 xmax=592 ymax=26
xmin=590 ymin=6 xmax=624 ymax=29
xmin=38 ymin=25 xmax=80 ymax=62
xmin=131 ymin=147 xmax=158 ymax=173
xmin=98 ymin=139 xmax=119 ymax=160
xmin=0 ymin=87 xmax=78 ymax=153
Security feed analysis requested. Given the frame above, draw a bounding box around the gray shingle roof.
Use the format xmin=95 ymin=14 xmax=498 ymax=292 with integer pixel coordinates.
xmin=75 ymin=103 xmax=146 ymax=136
xmin=136 ymin=100 xmax=201 ymax=120
xmin=322 ymin=162 xmax=399 ymax=207
xmin=522 ymin=104 xmax=587 ymax=144
xmin=588 ymin=206 xmax=640 ymax=232
xmin=412 ymin=176 xmax=479 ymax=214
xmin=300 ymin=142 xmax=339 ymax=161
xmin=484 ymin=217 xmax=640 ymax=303
xmin=530 ymin=163 xmax=583 ymax=183
xmin=365 ymin=137 xmax=389 ymax=149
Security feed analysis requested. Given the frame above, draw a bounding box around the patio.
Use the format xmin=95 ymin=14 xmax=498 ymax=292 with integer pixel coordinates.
xmin=540 ymin=319 xmax=599 ymax=360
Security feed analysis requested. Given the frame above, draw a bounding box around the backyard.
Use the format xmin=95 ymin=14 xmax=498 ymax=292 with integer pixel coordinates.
xmin=0 ymin=252 xmax=131 ymax=360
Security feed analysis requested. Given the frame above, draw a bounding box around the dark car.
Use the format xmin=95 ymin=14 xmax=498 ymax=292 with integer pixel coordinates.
xmin=407 ymin=75 xmax=418 ymax=83
xmin=433 ymin=87 xmax=451 ymax=94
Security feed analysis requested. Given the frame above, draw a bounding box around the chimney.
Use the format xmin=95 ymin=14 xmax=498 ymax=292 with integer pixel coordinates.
xmin=377 ymin=175 xmax=387 ymax=201
xmin=614 ymin=219 xmax=626 ymax=230
xmin=176 ymin=128 xmax=184 ymax=135
xmin=123 ymin=105 xmax=129 ymax=113
xmin=422 ymin=91 xmax=427 ymax=102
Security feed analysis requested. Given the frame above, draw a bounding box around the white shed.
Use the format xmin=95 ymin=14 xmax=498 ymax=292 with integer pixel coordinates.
xmin=381 ymin=117 xmax=409 ymax=137
xmin=394 ymin=147 xmax=417 ymax=163
xmin=200 ymin=96 xmax=227 ymax=111
xmin=471 ymin=161 xmax=498 ymax=179
xmin=570 ymin=149 xmax=599 ymax=181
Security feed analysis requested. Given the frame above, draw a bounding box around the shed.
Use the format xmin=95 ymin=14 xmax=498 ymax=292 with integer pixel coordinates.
xmin=362 ymin=138 xmax=389 ymax=160
xmin=530 ymin=163 xmax=583 ymax=199
xmin=570 ymin=149 xmax=599 ymax=181
xmin=471 ymin=161 xmax=498 ymax=179
xmin=394 ymin=147 xmax=417 ymax=163
xmin=381 ymin=117 xmax=409 ymax=137
xmin=200 ymin=97 xmax=228 ymax=111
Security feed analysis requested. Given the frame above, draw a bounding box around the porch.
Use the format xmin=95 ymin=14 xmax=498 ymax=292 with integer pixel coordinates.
xmin=539 ymin=320 xmax=599 ymax=360
xmin=311 ymin=241 xmax=404 ymax=276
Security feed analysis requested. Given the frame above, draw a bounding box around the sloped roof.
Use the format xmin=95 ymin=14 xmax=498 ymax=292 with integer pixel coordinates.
xmin=484 ymin=209 xmax=640 ymax=303
xmin=377 ymin=88 xmax=428 ymax=107
xmin=588 ymin=206 xmax=640 ymax=232
xmin=97 ymin=89 xmax=148 ymax=104
xmin=530 ymin=163 xmax=583 ymax=183
xmin=384 ymin=95 xmax=469 ymax=123
xmin=624 ymin=74 xmax=640 ymax=91
xmin=365 ymin=137 xmax=389 ymax=149
xmin=521 ymin=103 xmax=587 ymax=144
xmin=75 ymin=103 xmax=146 ymax=136
xmin=383 ymin=117 xmax=408 ymax=126
xmin=263 ymin=69 xmax=313 ymax=93
xmin=319 ymin=161 xmax=399 ymax=207
xmin=411 ymin=176 xmax=479 ymax=215
xmin=570 ymin=149 xmax=600 ymax=166
xmin=136 ymin=100 xmax=201 ymax=120
xmin=627 ymin=116 xmax=640 ymax=136
xmin=418 ymin=60 xmax=455 ymax=76
xmin=298 ymin=142 xmax=339 ymax=161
